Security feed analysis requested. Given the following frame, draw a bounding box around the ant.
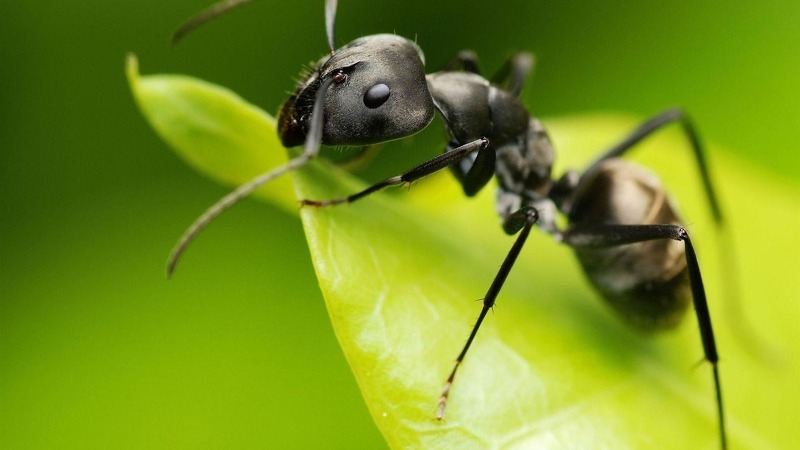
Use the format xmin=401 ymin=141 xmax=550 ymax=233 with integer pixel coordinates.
xmin=167 ymin=0 xmax=727 ymax=447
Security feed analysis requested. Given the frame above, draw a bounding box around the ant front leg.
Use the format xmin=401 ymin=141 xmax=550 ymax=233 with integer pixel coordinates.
xmin=563 ymin=223 xmax=727 ymax=449
xmin=438 ymin=206 xmax=539 ymax=419
xmin=300 ymin=138 xmax=489 ymax=207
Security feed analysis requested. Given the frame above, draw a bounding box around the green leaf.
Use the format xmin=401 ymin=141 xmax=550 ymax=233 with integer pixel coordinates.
xmin=126 ymin=54 xmax=295 ymax=212
xmin=128 ymin=57 xmax=799 ymax=449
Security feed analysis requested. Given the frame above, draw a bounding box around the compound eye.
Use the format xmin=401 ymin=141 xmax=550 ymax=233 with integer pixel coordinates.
xmin=363 ymin=83 xmax=390 ymax=109
xmin=332 ymin=70 xmax=348 ymax=84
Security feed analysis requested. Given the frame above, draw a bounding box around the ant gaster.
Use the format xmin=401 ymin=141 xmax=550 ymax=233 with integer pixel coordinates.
xmin=168 ymin=0 xmax=727 ymax=447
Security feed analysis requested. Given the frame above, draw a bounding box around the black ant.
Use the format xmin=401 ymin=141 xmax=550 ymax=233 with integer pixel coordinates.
xmin=167 ymin=0 xmax=727 ymax=447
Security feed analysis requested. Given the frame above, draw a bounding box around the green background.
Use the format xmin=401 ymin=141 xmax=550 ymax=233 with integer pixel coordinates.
xmin=2 ymin=0 xmax=799 ymax=448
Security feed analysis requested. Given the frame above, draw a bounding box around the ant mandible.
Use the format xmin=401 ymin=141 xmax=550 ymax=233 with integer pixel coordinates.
xmin=167 ymin=0 xmax=727 ymax=447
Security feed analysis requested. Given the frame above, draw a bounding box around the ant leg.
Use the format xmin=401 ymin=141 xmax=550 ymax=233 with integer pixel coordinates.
xmin=300 ymin=137 xmax=489 ymax=207
xmin=579 ymin=108 xmax=722 ymax=223
xmin=449 ymin=138 xmax=497 ymax=197
xmin=574 ymin=109 xmax=772 ymax=366
xmin=564 ymin=223 xmax=727 ymax=449
xmin=443 ymin=51 xmax=534 ymax=97
xmin=438 ymin=206 xmax=539 ymax=419
xmin=490 ymin=53 xmax=535 ymax=98
xmin=443 ymin=50 xmax=482 ymax=74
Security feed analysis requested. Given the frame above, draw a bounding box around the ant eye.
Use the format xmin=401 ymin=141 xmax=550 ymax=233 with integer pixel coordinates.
xmin=364 ymin=83 xmax=390 ymax=108
xmin=332 ymin=71 xmax=348 ymax=84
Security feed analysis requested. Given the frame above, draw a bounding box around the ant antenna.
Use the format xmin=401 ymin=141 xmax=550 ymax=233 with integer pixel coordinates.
xmin=167 ymin=0 xmax=341 ymax=276
xmin=173 ymin=0 xmax=337 ymax=53
xmin=326 ymin=0 xmax=338 ymax=55
xmin=166 ymin=77 xmax=334 ymax=277
xmin=172 ymin=0 xmax=255 ymax=44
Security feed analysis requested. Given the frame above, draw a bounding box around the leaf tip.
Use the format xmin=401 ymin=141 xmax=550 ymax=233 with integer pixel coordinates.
xmin=125 ymin=53 xmax=139 ymax=78
xmin=125 ymin=53 xmax=141 ymax=96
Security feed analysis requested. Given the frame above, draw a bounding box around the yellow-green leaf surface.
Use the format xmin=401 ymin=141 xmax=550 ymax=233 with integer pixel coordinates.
xmin=129 ymin=57 xmax=799 ymax=449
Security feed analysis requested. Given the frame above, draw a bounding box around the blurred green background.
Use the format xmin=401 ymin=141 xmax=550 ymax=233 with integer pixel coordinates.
xmin=2 ymin=0 xmax=798 ymax=448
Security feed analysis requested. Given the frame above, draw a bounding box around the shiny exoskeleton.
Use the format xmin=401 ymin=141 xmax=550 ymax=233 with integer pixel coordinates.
xmin=169 ymin=1 xmax=727 ymax=448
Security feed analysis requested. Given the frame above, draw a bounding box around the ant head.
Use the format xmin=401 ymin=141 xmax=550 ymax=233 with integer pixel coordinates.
xmin=278 ymin=34 xmax=435 ymax=147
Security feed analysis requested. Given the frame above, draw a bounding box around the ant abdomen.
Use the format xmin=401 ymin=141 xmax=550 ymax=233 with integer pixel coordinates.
xmin=568 ymin=158 xmax=691 ymax=330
